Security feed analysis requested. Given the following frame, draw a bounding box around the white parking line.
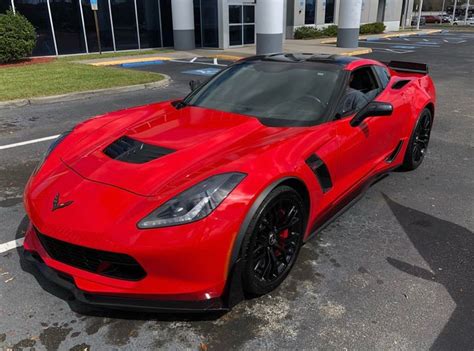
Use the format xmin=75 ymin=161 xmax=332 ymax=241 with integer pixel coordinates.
xmin=0 ymin=238 xmax=24 ymax=254
xmin=170 ymin=59 xmax=227 ymax=67
xmin=0 ymin=135 xmax=59 ymax=150
xmin=371 ymin=48 xmax=414 ymax=54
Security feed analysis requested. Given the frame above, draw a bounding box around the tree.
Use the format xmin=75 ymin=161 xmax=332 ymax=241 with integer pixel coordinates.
xmin=0 ymin=10 xmax=36 ymax=63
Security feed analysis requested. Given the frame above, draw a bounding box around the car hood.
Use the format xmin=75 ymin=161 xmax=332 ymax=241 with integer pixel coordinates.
xmin=61 ymin=102 xmax=296 ymax=197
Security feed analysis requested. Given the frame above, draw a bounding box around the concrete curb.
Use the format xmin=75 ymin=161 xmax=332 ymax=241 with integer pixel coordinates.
xmin=340 ymin=48 xmax=372 ymax=56
xmin=0 ymin=75 xmax=170 ymax=109
xmin=90 ymin=56 xmax=172 ymax=66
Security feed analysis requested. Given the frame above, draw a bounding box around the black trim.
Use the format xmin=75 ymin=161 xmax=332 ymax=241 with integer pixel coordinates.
xmin=236 ymin=53 xmax=359 ymax=66
xmin=305 ymin=154 xmax=333 ymax=192
xmin=23 ymin=250 xmax=227 ymax=313
xmin=306 ymin=166 xmax=397 ymax=241
xmin=103 ymin=136 xmax=175 ymax=164
xmin=229 ymin=178 xmax=293 ymax=269
xmin=37 ymin=231 xmax=147 ymax=281
xmin=386 ymin=61 xmax=429 ymax=74
xmin=386 ymin=140 xmax=404 ymax=163
xmin=391 ymin=79 xmax=410 ymax=90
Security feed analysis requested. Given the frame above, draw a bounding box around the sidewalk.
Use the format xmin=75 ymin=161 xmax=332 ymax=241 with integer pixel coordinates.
xmin=79 ymin=28 xmax=443 ymax=67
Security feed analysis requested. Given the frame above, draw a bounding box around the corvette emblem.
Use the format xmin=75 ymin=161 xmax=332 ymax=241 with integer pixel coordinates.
xmin=52 ymin=193 xmax=73 ymax=211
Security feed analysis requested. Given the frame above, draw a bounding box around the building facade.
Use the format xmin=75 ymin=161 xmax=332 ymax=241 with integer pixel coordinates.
xmin=0 ymin=0 xmax=411 ymax=56
xmin=287 ymin=0 xmax=414 ymax=36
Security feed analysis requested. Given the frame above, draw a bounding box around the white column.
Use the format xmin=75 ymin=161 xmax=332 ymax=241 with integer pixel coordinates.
xmin=256 ymin=0 xmax=284 ymax=55
xmin=337 ymin=0 xmax=363 ymax=48
xmin=171 ymin=0 xmax=195 ymax=50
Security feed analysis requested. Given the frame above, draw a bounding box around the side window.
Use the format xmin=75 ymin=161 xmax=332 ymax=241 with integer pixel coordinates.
xmin=349 ymin=66 xmax=380 ymax=93
xmin=337 ymin=66 xmax=380 ymax=116
xmin=373 ymin=65 xmax=391 ymax=89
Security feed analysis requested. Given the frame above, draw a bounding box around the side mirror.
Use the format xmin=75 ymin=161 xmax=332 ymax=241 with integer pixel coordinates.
xmin=189 ymin=79 xmax=202 ymax=92
xmin=350 ymin=101 xmax=393 ymax=127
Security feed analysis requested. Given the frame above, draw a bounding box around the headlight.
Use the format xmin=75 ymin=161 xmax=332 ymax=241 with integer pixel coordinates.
xmin=138 ymin=172 xmax=246 ymax=229
xmin=34 ymin=131 xmax=71 ymax=173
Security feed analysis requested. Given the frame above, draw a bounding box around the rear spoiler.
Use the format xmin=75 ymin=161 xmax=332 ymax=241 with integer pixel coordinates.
xmin=385 ymin=61 xmax=429 ymax=74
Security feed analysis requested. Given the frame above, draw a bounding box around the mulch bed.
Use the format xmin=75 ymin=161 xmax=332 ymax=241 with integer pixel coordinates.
xmin=0 ymin=57 xmax=56 ymax=68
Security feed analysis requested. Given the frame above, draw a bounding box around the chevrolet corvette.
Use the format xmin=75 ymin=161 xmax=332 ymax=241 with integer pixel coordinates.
xmin=23 ymin=54 xmax=435 ymax=312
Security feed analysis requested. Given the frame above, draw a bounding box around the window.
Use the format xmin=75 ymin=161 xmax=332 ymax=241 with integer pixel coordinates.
xmin=81 ymin=0 xmax=114 ymax=52
xmin=185 ymin=60 xmax=342 ymax=126
xmin=243 ymin=5 xmax=254 ymax=23
xmin=160 ymin=0 xmax=173 ymax=47
xmin=243 ymin=5 xmax=254 ymax=44
xmin=193 ymin=0 xmax=201 ymax=46
xmin=305 ymin=0 xmax=315 ymax=24
xmin=14 ymin=0 xmax=56 ymax=56
xmin=136 ymin=0 xmax=162 ymax=48
xmin=228 ymin=5 xmax=254 ymax=46
xmin=338 ymin=66 xmax=380 ymax=115
xmin=201 ymin=0 xmax=219 ymax=47
xmin=229 ymin=25 xmax=242 ymax=46
xmin=350 ymin=67 xmax=379 ymax=94
xmin=229 ymin=5 xmax=241 ymax=24
xmin=325 ymin=0 xmax=335 ymax=23
xmin=50 ymin=0 xmax=87 ymax=54
xmin=373 ymin=65 xmax=391 ymax=89
xmin=110 ymin=0 xmax=138 ymax=50
xmin=1 ymin=0 xmax=10 ymax=13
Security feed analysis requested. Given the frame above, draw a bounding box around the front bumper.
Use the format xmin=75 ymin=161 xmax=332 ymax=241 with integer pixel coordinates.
xmin=23 ymin=249 xmax=227 ymax=313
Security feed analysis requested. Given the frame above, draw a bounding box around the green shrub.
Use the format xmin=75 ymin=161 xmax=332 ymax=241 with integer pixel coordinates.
xmin=294 ymin=26 xmax=324 ymax=39
xmin=322 ymin=25 xmax=338 ymax=37
xmin=294 ymin=22 xmax=386 ymax=39
xmin=360 ymin=22 xmax=386 ymax=34
xmin=0 ymin=10 xmax=36 ymax=63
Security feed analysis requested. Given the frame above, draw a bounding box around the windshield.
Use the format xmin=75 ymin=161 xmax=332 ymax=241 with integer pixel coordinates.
xmin=184 ymin=60 xmax=343 ymax=126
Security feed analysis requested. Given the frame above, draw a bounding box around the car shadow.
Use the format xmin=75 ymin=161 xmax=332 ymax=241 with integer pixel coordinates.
xmin=383 ymin=194 xmax=473 ymax=351
xmin=15 ymin=215 xmax=224 ymax=322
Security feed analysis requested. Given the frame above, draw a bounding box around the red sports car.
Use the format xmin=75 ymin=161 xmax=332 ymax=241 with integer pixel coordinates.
xmin=23 ymin=54 xmax=435 ymax=312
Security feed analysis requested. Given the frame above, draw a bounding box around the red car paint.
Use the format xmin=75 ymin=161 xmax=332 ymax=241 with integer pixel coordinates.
xmin=23 ymin=56 xmax=436 ymax=309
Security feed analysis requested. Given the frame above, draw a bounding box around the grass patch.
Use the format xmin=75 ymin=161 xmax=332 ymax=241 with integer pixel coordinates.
xmin=0 ymin=60 xmax=164 ymax=101
xmin=59 ymin=49 xmax=172 ymax=62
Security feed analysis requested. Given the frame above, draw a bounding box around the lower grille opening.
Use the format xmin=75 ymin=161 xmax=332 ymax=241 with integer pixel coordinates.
xmin=36 ymin=230 xmax=146 ymax=281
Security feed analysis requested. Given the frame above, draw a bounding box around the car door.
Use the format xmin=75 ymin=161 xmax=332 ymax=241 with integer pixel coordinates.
xmin=331 ymin=65 xmax=404 ymax=200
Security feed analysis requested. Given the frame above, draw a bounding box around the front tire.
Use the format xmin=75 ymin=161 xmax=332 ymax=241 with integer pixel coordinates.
xmin=241 ymin=186 xmax=307 ymax=296
xmin=401 ymin=108 xmax=432 ymax=171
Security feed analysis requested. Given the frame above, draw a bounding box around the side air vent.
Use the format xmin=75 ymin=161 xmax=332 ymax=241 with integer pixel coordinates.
xmin=386 ymin=140 xmax=404 ymax=163
xmin=391 ymin=80 xmax=410 ymax=90
xmin=103 ymin=136 xmax=175 ymax=164
xmin=305 ymin=154 xmax=333 ymax=193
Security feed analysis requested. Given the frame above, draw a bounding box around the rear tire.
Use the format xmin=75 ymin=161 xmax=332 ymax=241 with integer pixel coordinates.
xmin=241 ymin=186 xmax=307 ymax=296
xmin=400 ymin=108 xmax=432 ymax=171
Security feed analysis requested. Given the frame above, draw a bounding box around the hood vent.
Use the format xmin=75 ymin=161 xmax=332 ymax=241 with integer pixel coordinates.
xmin=104 ymin=136 xmax=175 ymax=164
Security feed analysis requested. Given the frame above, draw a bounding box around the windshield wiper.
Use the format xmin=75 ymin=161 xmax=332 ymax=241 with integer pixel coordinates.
xmin=171 ymin=100 xmax=189 ymax=110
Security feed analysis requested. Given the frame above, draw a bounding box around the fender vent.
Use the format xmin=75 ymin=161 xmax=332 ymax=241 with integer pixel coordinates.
xmin=104 ymin=136 xmax=175 ymax=164
xmin=386 ymin=140 xmax=404 ymax=163
xmin=306 ymin=154 xmax=333 ymax=193
xmin=391 ymin=80 xmax=410 ymax=90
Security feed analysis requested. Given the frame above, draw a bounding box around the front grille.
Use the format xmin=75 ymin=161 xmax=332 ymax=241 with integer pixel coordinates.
xmin=103 ymin=136 xmax=174 ymax=164
xmin=36 ymin=230 xmax=146 ymax=281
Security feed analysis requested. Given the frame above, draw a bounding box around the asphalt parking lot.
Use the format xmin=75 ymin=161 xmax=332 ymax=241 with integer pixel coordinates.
xmin=0 ymin=31 xmax=473 ymax=350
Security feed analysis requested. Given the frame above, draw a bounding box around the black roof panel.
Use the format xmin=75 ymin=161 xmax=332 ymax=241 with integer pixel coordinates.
xmin=238 ymin=53 xmax=360 ymax=66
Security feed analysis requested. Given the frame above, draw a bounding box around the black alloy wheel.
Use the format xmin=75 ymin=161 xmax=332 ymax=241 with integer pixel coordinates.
xmin=401 ymin=108 xmax=433 ymax=171
xmin=242 ymin=186 xmax=306 ymax=296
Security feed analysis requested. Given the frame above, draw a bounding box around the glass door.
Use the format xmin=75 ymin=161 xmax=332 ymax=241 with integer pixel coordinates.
xmin=229 ymin=4 xmax=254 ymax=47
